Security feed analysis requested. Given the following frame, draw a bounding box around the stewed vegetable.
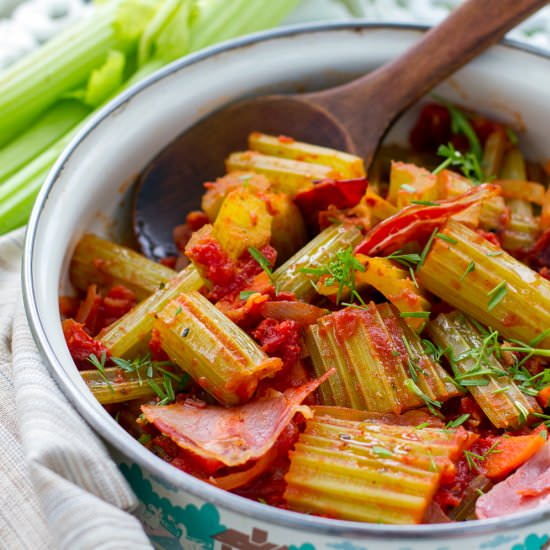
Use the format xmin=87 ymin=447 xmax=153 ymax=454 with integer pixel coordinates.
xmin=60 ymin=101 xmax=550 ymax=524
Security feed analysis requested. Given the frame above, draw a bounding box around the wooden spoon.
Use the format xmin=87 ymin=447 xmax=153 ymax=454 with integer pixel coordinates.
xmin=134 ymin=0 xmax=547 ymax=260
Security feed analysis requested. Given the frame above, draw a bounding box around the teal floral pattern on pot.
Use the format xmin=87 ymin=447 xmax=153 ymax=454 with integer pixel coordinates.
xmin=120 ymin=463 xmax=225 ymax=548
xmin=120 ymin=461 xmax=550 ymax=550
xmin=511 ymin=534 xmax=549 ymax=550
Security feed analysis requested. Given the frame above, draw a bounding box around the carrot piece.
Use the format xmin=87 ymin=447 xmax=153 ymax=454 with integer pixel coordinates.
xmin=483 ymin=430 xmax=547 ymax=480
xmin=537 ymin=386 xmax=550 ymax=409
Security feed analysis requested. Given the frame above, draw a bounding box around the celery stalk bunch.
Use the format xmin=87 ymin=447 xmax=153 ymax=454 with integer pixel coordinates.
xmin=0 ymin=0 xmax=300 ymax=235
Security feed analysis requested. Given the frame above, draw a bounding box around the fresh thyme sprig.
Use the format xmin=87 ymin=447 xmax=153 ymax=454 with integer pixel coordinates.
xmin=464 ymin=440 xmax=502 ymax=472
xmin=90 ymin=352 xmax=189 ymax=406
xmin=402 ymin=335 xmax=426 ymax=382
xmin=301 ymin=246 xmax=366 ymax=305
xmin=87 ymin=352 xmax=113 ymax=392
xmin=432 ymin=143 xmax=485 ymax=182
xmin=445 ymin=101 xmax=483 ymax=160
xmin=248 ymin=246 xmax=279 ymax=294
xmin=405 ymin=378 xmax=442 ymax=416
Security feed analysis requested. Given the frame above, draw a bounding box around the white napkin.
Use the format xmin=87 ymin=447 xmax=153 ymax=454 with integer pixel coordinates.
xmin=0 ymin=228 xmax=151 ymax=550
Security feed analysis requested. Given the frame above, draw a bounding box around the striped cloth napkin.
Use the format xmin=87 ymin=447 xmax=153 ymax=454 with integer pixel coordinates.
xmin=0 ymin=228 xmax=151 ymax=549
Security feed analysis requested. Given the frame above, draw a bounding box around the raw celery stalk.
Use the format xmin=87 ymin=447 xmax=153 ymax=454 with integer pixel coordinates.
xmin=0 ymin=0 xmax=301 ymax=234
xmin=0 ymin=0 xmax=159 ymax=148
xmin=0 ymin=131 xmax=75 ymax=234
xmin=0 ymin=100 xmax=90 ymax=182
xmin=190 ymin=0 xmax=300 ymax=51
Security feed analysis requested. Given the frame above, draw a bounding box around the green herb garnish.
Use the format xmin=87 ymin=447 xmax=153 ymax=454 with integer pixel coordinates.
xmin=446 ymin=414 xmax=470 ymax=429
xmin=249 ymin=246 xmax=278 ymax=293
xmin=301 ymin=246 xmax=366 ymax=305
xmin=399 ymin=311 xmax=431 ymax=319
xmin=436 ymin=233 xmax=458 ymax=245
xmin=460 ymin=260 xmax=476 ymax=282
xmin=87 ymin=351 xmax=113 ymax=392
xmin=487 ymin=281 xmax=507 ymax=311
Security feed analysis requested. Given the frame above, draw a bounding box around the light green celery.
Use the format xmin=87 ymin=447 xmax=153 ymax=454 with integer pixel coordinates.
xmin=82 ymin=50 xmax=127 ymax=107
xmin=138 ymin=0 xmax=186 ymax=65
xmin=189 ymin=0 xmax=300 ymax=51
xmin=0 ymin=100 xmax=90 ymax=182
xmin=0 ymin=0 xmax=159 ymax=147
xmin=0 ymin=132 xmax=75 ymax=233
xmin=0 ymin=0 xmax=300 ymax=233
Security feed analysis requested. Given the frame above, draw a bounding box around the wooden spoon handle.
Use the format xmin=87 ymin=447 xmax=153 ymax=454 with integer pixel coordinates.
xmin=308 ymin=0 xmax=548 ymax=157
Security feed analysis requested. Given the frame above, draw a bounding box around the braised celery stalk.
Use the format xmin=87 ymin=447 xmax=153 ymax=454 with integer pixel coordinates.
xmin=248 ymin=132 xmax=365 ymax=179
xmin=81 ymin=367 xmax=165 ymax=405
xmin=273 ymin=224 xmax=362 ymax=301
xmin=448 ymin=475 xmax=493 ymax=520
xmin=212 ymin=188 xmax=272 ymax=260
xmin=482 ymin=130 xmax=506 ymax=178
xmin=418 ymin=219 xmax=550 ymax=348
xmin=317 ymin=255 xmax=431 ymax=333
xmin=388 ymin=162 xmax=439 ymax=208
xmin=267 ymin=192 xmax=308 ymax=263
xmin=201 ymin=172 xmax=271 ymax=222
xmin=226 ymin=151 xmax=335 ymax=197
xmin=428 ymin=312 xmax=541 ymax=429
xmin=100 ymin=266 xmax=203 ymax=358
xmin=360 ymin=189 xmax=398 ymax=225
xmin=501 ymin=197 xmax=540 ymax=252
xmin=494 ymin=180 xmax=545 ymax=206
xmin=500 ymin=148 xmax=539 ymax=251
xmin=70 ymin=233 xmax=175 ymax=301
xmin=436 ymin=169 xmax=507 ymax=231
xmin=201 ymin=172 xmax=306 ymax=262
xmin=305 ymin=303 xmax=459 ymax=414
xmin=154 ymin=291 xmax=282 ymax=405
xmin=436 ymin=169 xmax=481 ymax=227
xmin=284 ymin=411 xmax=470 ymax=524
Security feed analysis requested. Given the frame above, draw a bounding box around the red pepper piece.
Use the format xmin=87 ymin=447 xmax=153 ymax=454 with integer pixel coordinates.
xmin=294 ymin=178 xmax=368 ymax=228
xmin=354 ymin=183 xmax=500 ymax=256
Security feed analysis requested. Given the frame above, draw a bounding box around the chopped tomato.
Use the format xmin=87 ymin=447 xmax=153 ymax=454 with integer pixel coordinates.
xmin=101 ymin=285 xmax=137 ymax=327
xmin=62 ymin=318 xmax=110 ymax=370
xmin=434 ymin=435 xmax=497 ymax=511
xmin=252 ymin=318 xmax=302 ymax=374
xmin=475 ymin=228 xmax=501 ymax=248
xmin=59 ymin=295 xmax=79 ymax=318
xmin=75 ymin=284 xmax=136 ymax=336
xmin=528 ymin=227 xmax=550 ymax=269
xmin=186 ymin=226 xmax=277 ymax=302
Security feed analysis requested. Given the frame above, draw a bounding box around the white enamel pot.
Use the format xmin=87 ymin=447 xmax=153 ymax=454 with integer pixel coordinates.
xmin=23 ymin=23 xmax=550 ymax=550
